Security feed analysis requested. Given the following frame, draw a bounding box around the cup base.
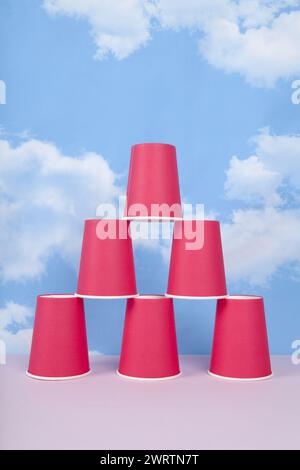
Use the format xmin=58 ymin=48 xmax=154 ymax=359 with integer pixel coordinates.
xmin=75 ymin=293 xmax=138 ymax=299
xmin=208 ymin=370 xmax=273 ymax=382
xmin=26 ymin=369 xmax=91 ymax=381
xmin=116 ymin=370 xmax=181 ymax=381
xmin=166 ymin=293 xmax=228 ymax=300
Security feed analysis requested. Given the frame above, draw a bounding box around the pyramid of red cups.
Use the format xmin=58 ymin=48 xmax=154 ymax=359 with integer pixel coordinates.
xmin=27 ymin=143 xmax=272 ymax=382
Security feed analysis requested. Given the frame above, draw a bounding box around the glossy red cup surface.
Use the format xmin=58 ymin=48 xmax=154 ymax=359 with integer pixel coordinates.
xmin=118 ymin=295 xmax=180 ymax=380
xmin=209 ymin=296 xmax=272 ymax=380
xmin=27 ymin=294 xmax=90 ymax=380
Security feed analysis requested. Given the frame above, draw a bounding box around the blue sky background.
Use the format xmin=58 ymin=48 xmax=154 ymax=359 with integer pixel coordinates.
xmin=1 ymin=0 xmax=300 ymax=354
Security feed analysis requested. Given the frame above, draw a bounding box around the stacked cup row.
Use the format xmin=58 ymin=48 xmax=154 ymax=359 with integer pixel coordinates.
xmin=27 ymin=294 xmax=272 ymax=381
xmin=76 ymin=219 xmax=227 ymax=300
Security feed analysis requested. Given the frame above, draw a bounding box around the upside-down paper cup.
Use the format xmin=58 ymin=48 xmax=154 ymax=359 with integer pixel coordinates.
xmin=118 ymin=295 xmax=180 ymax=380
xmin=124 ymin=143 xmax=182 ymax=220
xmin=76 ymin=219 xmax=137 ymax=298
xmin=27 ymin=295 xmax=90 ymax=380
xmin=166 ymin=220 xmax=227 ymax=299
xmin=209 ymin=296 xmax=272 ymax=381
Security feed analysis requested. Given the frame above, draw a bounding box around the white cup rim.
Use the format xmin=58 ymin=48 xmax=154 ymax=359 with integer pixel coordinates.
xmin=134 ymin=294 xmax=168 ymax=300
xmin=39 ymin=294 xmax=77 ymax=299
xmin=224 ymin=295 xmax=263 ymax=300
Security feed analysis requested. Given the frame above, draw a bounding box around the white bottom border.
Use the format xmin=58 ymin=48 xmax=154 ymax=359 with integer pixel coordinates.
xmin=75 ymin=294 xmax=138 ymax=299
xmin=208 ymin=370 xmax=273 ymax=382
xmin=116 ymin=370 xmax=181 ymax=381
xmin=166 ymin=294 xmax=228 ymax=300
xmin=26 ymin=370 xmax=91 ymax=381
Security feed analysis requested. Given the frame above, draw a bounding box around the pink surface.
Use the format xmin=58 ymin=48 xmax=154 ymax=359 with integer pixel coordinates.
xmin=1 ymin=355 xmax=299 ymax=450
xmin=119 ymin=296 xmax=180 ymax=378
xmin=210 ymin=296 xmax=272 ymax=379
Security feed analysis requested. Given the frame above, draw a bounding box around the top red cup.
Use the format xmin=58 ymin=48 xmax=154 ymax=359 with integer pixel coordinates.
xmin=124 ymin=143 xmax=182 ymax=220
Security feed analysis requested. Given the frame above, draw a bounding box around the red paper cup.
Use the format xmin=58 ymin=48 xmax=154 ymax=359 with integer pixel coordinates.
xmin=166 ymin=220 xmax=227 ymax=298
xmin=209 ymin=296 xmax=272 ymax=381
xmin=124 ymin=143 xmax=182 ymax=220
xmin=76 ymin=219 xmax=137 ymax=298
xmin=27 ymin=295 xmax=90 ymax=380
xmin=118 ymin=295 xmax=181 ymax=380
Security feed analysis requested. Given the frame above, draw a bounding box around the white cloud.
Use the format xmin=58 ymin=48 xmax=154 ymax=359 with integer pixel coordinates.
xmin=43 ymin=0 xmax=153 ymax=59
xmin=0 ymin=139 xmax=120 ymax=282
xmin=236 ymin=0 xmax=299 ymax=28
xmin=43 ymin=0 xmax=300 ymax=86
xmin=0 ymin=301 xmax=33 ymax=354
xmin=222 ymin=207 xmax=300 ymax=285
xmin=199 ymin=10 xmax=300 ymax=87
xmin=223 ymin=129 xmax=300 ymax=286
xmin=225 ymin=129 xmax=300 ymax=205
xmin=156 ymin=0 xmax=300 ymax=86
xmin=252 ymin=130 xmax=300 ymax=188
xmin=225 ymin=155 xmax=282 ymax=205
